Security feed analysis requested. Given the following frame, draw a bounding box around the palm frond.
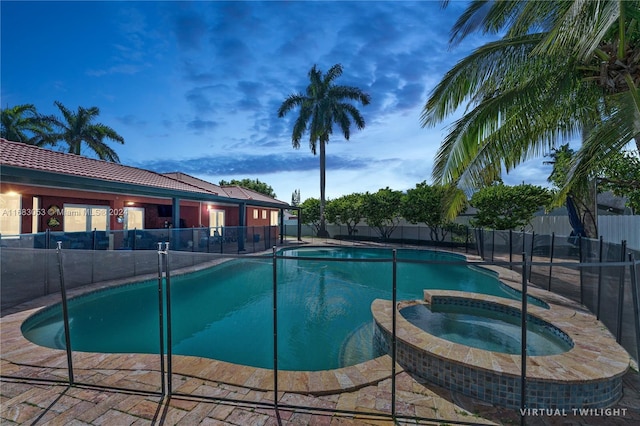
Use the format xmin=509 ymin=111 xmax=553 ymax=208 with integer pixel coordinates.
xmin=535 ymin=0 xmax=621 ymax=61
xmin=422 ymin=33 xmax=544 ymax=127
xmin=432 ymin=54 xmax=601 ymax=189
xmin=562 ymin=90 xmax=640 ymax=197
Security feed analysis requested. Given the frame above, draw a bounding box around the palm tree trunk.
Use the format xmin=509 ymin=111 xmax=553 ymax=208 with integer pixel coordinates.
xmin=318 ymin=137 xmax=329 ymax=238
xmin=578 ymin=127 xmax=598 ymax=238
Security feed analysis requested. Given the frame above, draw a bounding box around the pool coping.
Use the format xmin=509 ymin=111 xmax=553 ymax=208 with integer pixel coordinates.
xmin=0 ymin=247 xmax=631 ymax=398
xmin=1 ymin=302 xmax=398 ymax=395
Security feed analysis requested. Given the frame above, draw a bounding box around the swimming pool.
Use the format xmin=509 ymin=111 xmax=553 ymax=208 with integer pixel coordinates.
xmin=22 ymin=247 xmax=544 ymax=371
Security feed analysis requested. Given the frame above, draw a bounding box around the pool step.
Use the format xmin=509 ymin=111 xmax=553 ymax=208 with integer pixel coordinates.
xmin=339 ymin=321 xmax=380 ymax=367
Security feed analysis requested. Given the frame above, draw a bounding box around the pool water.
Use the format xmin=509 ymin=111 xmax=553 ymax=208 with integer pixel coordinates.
xmin=400 ymin=303 xmax=572 ymax=355
xmin=22 ymin=247 xmax=545 ymax=371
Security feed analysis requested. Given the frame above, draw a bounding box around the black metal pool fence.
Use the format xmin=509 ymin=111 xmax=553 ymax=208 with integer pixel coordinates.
xmin=1 ymin=232 xmax=639 ymax=422
xmin=0 ymin=225 xmax=281 ymax=253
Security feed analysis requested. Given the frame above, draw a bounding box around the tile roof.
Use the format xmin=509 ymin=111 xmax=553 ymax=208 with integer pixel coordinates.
xmin=221 ymin=185 xmax=288 ymax=205
xmin=0 ymin=139 xmax=213 ymax=194
xmin=162 ymin=172 xmax=223 ymax=195
xmin=164 ymin=172 xmax=288 ymax=206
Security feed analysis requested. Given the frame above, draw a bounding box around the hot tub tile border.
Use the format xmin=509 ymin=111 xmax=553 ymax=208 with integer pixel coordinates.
xmin=372 ymin=285 xmax=630 ymax=409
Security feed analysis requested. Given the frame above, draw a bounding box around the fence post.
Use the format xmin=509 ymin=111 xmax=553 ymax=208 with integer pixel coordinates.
xmin=44 ymin=239 xmax=50 ymax=295
xmin=265 ymin=225 xmax=270 ymax=251
xmin=465 ymin=226 xmax=469 ymax=254
xmin=616 ymin=240 xmax=627 ymax=343
xmin=628 ymin=252 xmax=640 ymax=365
xmin=596 ymin=236 xmax=604 ymax=320
xmin=90 ymin=232 xmax=96 ymax=284
xmin=164 ymin=242 xmax=173 ymax=394
xmin=548 ymin=232 xmax=555 ymax=291
xmin=509 ymin=230 xmax=513 ymax=270
xmin=491 ymin=230 xmax=495 ymax=262
xmin=391 ymin=249 xmax=398 ymax=419
xmin=156 ymin=242 xmax=166 ymax=395
xmin=520 ymin=251 xmax=528 ymax=424
xmin=579 ymin=235 xmax=584 ymax=305
xmin=56 ymin=241 xmax=74 ymax=385
xmin=529 ymin=231 xmax=535 ymax=281
xmin=272 ymin=246 xmax=279 ymax=409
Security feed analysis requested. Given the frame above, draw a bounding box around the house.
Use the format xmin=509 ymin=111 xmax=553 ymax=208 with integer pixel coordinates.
xmin=0 ymin=139 xmax=292 ymax=249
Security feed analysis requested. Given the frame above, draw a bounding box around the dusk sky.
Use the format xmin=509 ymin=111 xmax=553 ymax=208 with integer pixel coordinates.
xmin=1 ymin=1 xmax=557 ymax=203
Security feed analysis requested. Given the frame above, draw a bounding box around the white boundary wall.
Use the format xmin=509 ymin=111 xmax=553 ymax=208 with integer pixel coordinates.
xmin=530 ymin=215 xmax=639 ymax=250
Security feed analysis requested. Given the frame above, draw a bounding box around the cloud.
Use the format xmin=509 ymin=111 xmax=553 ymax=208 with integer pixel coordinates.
xmin=174 ymin=13 xmax=208 ymax=50
xmin=117 ymin=114 xmax=147 ymax=127
xmin=86 ymin=64 xmax=146 ymax=77
xmin=135 ymin=153 xmax=393 ymax=177
xmin=187 ymin=119 xmax=217 ymax=132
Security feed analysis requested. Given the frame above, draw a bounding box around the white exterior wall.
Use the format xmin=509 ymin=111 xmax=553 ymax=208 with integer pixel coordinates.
xmin=527 ymin=215 xmax=639 ymax=250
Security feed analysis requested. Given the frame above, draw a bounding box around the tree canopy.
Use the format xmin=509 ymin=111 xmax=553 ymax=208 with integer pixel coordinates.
xmin=362 ymin=188 xmax=403 ymax=240
xmin=299 ymin=198 xmax=321 ymax=234
xmin=325 ymin=193 xmax=365 ymax=236
xmin=470 ymin=183 xmax=552 ymax=230
xmin=2 ymin=102 xmax=125 ymax=162
xmin=0 ymin=104 xmax=55 ymax=146
xmin=401 ymin=182 xmax=463 ymax=241
xmin=219 ymin=178 xmax=277 ymax=198
xmin=49 ymin=101 xmax=125 ymax=162
xmin=599 ymin=151 xmax=640 ymax=213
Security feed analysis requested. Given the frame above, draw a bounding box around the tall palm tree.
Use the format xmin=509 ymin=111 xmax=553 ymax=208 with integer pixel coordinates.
xmin=1 ymin=104 xmax=55 ymax=146
xmin=278 ymin=64 xmax=371 ymax=236
xmin=50 ymin=101 xmax=125 ymax=162
xmin=422 ymin=0 xmax=640 ymax=237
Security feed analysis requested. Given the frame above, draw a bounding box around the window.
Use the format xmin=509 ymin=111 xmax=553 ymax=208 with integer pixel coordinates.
xmin=270 ymin=210 xmax=279 ymax=226
xmin=124 ymin=207 xmax=144 ymax=230
xmin=209 ymin=209 xmax=225 ymax=237
xmin=253 ymin=209 xmax=258 ymax=219
xmin=63 ymin=204 xmax=109 ymax=232
xmin=262 ymin=209 xmax=267 ymax=219
xmin=0 ymin=193 xmax=21 ymax=235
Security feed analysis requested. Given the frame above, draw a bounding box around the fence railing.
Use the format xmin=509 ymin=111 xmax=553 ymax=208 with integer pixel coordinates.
xmin=283 ymin=223 xmax=475 ymax=251
xmin=2 ymin=243 xmax=640 ymax=424
xmin=1 ymin=244 xmax=638 ymax=423
xmin=0 ymin=226 xmax=281 ymax=254
xmin=4 ymin=224 xmax=639 ymax=363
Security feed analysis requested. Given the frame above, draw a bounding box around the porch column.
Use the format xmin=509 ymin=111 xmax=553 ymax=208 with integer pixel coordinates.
xmin=238 ymin=202 xmax=246 ymax=251
xmin=280 ymin=208 xmax=284 ymax=244
xmin=172 ymin=197 xmax=181 ymax=249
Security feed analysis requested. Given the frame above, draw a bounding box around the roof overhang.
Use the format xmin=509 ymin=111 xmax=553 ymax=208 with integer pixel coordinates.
xmin=1 ymin=166 xmax=291 ymax=210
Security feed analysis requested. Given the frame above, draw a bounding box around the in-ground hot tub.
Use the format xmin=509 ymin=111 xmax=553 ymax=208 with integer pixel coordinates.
xmin=399 ymin=301 xmax=572 ymax=356
xmin=372 ymin=290 xmax=630 ymax=410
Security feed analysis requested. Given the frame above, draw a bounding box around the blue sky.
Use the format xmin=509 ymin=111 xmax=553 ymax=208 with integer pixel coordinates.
xmin=1 ymin=0 xmax=553 ymax=202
